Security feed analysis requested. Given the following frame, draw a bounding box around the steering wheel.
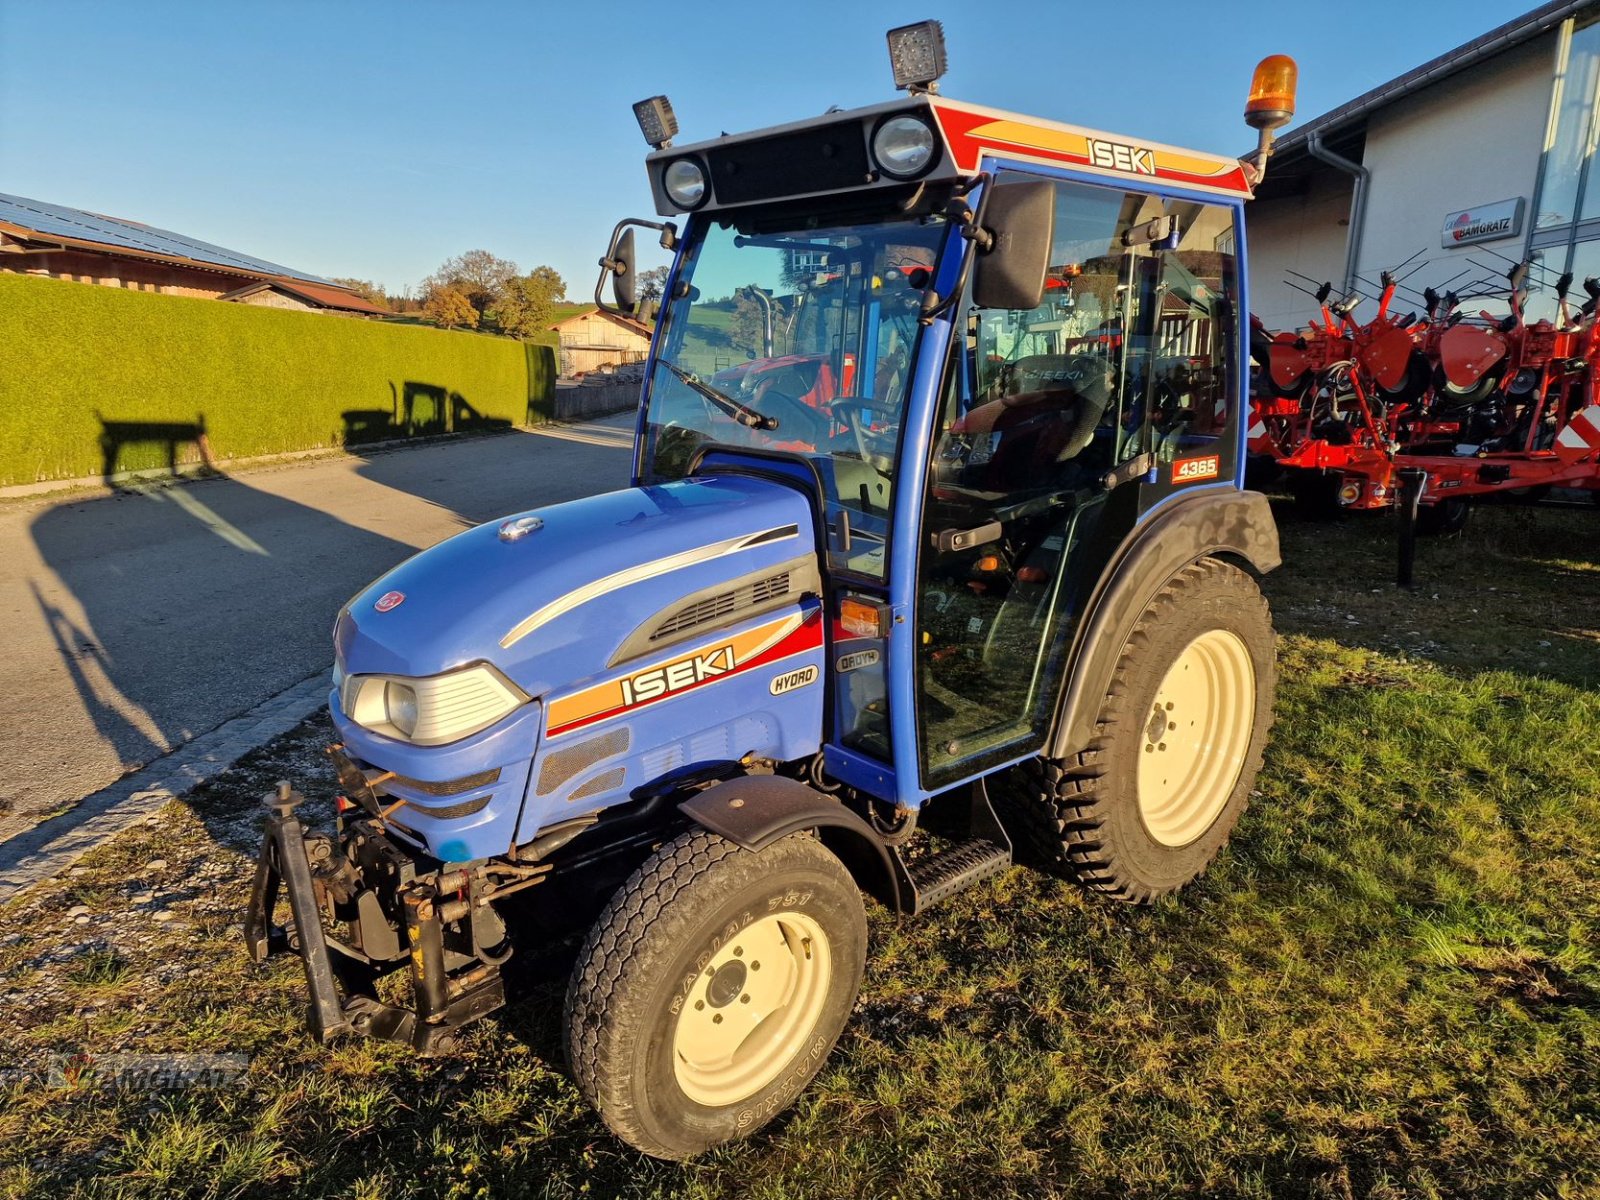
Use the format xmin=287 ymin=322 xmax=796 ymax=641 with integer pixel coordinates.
xmin=829 ymin=395 xmax=900 ymax=467
xmin=747 ymin=385 xmax=833 ymax=446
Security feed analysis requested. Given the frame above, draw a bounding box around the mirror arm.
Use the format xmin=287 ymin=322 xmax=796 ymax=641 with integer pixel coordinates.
xmin=594 ymin=218 xmax=678 ymax=318
xmin=920 ymin=173 xmax=992 ymax=326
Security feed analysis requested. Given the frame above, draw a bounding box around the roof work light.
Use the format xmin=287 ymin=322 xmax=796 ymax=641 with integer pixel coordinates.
xmin=633 ymin=95 xmax=679 ymax=150
xmin=886 ymin=20 xmax=947 ymax=93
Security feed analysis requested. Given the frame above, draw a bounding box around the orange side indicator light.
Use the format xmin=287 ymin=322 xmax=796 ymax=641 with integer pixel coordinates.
xmin=840 ymin=596 xmax=887 ymax=638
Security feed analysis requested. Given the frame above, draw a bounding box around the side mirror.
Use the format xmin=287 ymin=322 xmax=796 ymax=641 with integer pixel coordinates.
xmin=611 ymin=228 xmax=638 ymax=315
xmin=594 ymin=218 xmax=676 ymax=318
xmin=972 ymin=181 xmax=1055 ymax=311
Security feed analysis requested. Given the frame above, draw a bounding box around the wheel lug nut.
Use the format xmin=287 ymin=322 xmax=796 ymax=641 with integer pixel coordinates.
xmin=712 ymin=1014 xmax=723 ymax=1024
xmin=1168 ymin=722 xmax=1176 ymax=731
xmin=740 ymin=994 xmax=751 ymax=1004
xmin=1165 ymin=702 xmax=1174 ymax=710
xmin=751 ymin=962 xmax=760 ymax=970
xmin=1158 ymin=742 xmax=1167 ymax=751
xmin=733 ymin=947 xmax=743 ymax=957
xmin=695 ymin=1000 xmax=704 ymax=1010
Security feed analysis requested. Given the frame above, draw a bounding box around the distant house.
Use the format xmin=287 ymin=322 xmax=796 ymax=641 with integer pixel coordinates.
xmin=0 ymin=192 xmax=388 ymax=317
xmin=550 ymin=307 xmax=654 ymax=375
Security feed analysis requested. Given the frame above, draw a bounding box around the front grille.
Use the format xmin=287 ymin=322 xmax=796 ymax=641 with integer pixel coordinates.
xmin=568 ymin=767 xmax=626 ymax=803
xmin=389 ymin=768 xmax=501 ymax=797
xmin=395 ymin=792 xmax=493 ymax=821
xmin=537 ymin=728 xmax=631 ymax=795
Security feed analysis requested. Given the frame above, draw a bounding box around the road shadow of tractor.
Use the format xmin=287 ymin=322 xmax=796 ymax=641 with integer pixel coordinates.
xmin=343 ymin=382 xmax=513 ymax=448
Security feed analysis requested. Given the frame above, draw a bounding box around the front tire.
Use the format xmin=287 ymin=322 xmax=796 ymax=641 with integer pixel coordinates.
xmin=564 ymin=828 xmax=867 ymax=1160
xmin=1004 ymin=558 xmax=1276 ymax=902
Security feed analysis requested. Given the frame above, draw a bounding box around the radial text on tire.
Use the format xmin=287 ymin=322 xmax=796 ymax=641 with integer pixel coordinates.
xmin=563 ymin=827 xmax=868 ymax=1160
xmin=1002 ymin=557 xmax=1276 ymax=902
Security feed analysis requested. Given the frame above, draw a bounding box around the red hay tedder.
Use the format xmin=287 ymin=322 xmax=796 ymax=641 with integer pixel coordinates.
xmin=1249 ymin=255 xmax=1600 ymax=564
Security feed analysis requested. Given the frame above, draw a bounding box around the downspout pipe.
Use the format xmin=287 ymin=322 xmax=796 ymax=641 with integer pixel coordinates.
xmin=1307 ymin=131 xmax=1368 ymax=296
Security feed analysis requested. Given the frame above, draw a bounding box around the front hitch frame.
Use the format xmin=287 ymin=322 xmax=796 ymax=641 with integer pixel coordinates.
xmin=243 ymin=781 xmax=505 ymax=1054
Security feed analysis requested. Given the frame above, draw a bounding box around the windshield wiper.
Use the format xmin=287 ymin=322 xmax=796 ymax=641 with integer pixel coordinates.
xmin=662 ymin=362 xmax=777 ymax=431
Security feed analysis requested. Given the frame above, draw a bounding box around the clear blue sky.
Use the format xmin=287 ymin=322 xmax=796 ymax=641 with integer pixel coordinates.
xmin=1 ymin=0 xmax=1525 ymax=299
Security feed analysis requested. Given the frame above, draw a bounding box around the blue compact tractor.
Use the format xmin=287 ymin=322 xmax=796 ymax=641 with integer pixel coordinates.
xmin=247 ymin=23 xmax=1299 ymax=1159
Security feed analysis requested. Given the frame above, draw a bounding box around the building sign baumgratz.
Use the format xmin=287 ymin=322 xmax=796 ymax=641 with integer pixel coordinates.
xmin=1440 ymin=197 xmax=1525 ymax=248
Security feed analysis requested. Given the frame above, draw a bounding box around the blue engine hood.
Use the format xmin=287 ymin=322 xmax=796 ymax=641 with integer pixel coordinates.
xmin=335 ymin=474 xmax=816 ymax=700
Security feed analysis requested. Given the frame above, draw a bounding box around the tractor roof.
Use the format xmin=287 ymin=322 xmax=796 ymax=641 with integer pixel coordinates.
xmin=643 ymin=95 xmax=1254 ymax=218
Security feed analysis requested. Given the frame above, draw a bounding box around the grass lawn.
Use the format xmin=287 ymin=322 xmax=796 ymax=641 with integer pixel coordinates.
xmin=2 ymin=498 xmax=1598 ymax=1199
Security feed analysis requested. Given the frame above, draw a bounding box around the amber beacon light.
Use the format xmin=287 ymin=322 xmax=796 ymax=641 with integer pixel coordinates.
xmin=1241 ymin=54 xmax=1297 ymax=183
xmin=1245 ymin=55 xmax=1298 ymax=130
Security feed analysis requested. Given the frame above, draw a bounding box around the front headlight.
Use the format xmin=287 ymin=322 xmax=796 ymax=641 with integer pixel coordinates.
xmin=342 ymin=663 xmax=529 ymax=746
xmin=871 ymin=114 xmax=937 ymax=179
xmin=663 ymin=156 xmax=709 ymax=209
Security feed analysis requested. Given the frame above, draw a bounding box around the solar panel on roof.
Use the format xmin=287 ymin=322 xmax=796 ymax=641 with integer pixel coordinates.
xmin=0 ymin=192 xmax=332 ymax=284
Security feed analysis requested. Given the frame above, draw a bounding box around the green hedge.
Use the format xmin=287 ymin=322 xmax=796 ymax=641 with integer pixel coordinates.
xmin=0 ymin=274 xmax=559 ymax=486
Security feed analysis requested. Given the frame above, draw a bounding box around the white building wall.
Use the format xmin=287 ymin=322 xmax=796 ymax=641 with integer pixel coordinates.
xmin=1246 ymin=165 xmax=1353 ymax=331
xmin=1356 ymin=32 xmax=1554 ymax=309
xmin=1246 ymin=29 xmax=1557 ymax=334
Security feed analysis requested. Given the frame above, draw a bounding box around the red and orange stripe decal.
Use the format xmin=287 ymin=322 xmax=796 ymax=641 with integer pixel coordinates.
xmin=931 ymin=102 xmax=1254 ymax=199
xmin=545 ymin=609 xmax=823 ymax=738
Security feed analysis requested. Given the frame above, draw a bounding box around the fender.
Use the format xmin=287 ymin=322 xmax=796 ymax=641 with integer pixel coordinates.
xmin=1046 ymin=488 xmax=1281 ymax=761
xmin=679 ymin=775 xmax=902 ymax=911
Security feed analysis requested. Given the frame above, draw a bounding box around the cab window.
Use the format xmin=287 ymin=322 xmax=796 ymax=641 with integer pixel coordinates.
xmin=915 ymin=175 xmax=1240 ymax=787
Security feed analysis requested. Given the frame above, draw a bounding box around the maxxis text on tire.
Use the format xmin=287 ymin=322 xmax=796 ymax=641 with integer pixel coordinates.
xmin=563 ymin=827 xmax=867 ymax=1160
xmin=1000 ymin=557 xmax=1276 ymax=903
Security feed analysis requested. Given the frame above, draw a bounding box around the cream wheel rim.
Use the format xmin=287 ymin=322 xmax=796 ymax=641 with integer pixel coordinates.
xmin=1136 ymin=628 xmax=1255 ymax=847
xmin=671 ymin=910 xmax=832 ymax=1107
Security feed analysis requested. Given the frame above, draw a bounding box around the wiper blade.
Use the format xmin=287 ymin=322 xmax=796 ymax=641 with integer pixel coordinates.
xmin=662 ymin=362 xmax=777 ymax=430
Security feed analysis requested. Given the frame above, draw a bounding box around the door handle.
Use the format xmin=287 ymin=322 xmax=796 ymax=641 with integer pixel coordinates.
xmin=1101 ymin=452 xmax=1154 ymax=490
xmin=930 ymin=521 xmax=1003 ymax=553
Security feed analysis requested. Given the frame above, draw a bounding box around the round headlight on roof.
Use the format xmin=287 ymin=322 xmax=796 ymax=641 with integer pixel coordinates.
xmin=872 ymin=114 xmax=937 ymax=179
xmin=663 ymin=157 xmax=708 ymax=209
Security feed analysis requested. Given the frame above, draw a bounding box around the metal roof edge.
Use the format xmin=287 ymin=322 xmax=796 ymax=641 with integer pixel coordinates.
xmin=1 ymin=224 xmax=376 ymax=308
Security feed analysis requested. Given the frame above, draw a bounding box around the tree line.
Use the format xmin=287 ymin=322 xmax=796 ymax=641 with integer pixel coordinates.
xmin=334 ymin=256 xmax=671 ymax=338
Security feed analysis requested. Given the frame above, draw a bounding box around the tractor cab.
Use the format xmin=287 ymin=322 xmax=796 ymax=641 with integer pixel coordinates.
xmin=607 ymin=77 xmax=1261 ymax=809
xmin=248 ymin=22 xmax=1298 ymax=1163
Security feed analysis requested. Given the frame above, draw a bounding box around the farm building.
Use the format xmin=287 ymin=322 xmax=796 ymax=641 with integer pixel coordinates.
xmin=0 ymin=192 xmax=387 ymax=316
xmin=1249 ymin=0 xmax=1600 ymax=331
xmin=550 ymin=308 xmax=654 ymax=375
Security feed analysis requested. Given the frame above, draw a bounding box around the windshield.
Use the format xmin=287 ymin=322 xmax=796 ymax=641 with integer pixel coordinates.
xmin=639 ymin=210 xmax=949 ymax=580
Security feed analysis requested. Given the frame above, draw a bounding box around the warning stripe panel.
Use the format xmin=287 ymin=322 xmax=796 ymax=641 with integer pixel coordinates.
xmin=1554 ymin=404 xmax=1600 ymax=466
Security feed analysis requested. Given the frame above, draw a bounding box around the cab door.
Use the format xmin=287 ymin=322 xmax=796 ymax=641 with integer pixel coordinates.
xmin=911 ymin=173 xmax=1242 ymax=794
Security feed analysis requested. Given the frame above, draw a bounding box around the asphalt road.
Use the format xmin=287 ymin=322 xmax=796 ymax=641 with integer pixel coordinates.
xmin=0 ymin=418 xmax=635 ymax=839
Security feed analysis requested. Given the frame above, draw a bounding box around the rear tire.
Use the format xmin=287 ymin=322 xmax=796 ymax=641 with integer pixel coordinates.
xmin=564 ymin=828 xmax=867 ymax=1160
xmin=1001 ymin=558 xmax=1275 ymax=902
xmin=1288 ymin=469 xmax=1342 ymax=520
xmin=1378 ymin=350 xmax=1431 ymax=405
xmin=1415 ymin=497 xmax=1471 ymax=537
xmin=1431 ymin=363 xmax=1502 ymax=407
